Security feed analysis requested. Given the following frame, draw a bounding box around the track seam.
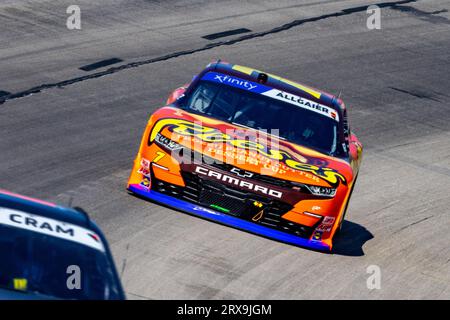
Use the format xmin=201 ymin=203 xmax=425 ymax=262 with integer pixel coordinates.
xmin=0 ymin=0 xmax=417 ymax=105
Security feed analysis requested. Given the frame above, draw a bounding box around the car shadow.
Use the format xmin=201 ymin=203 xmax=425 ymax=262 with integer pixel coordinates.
xmin=129 ymin=190 xmax=373 ymax=256
xmin=332 ymin=220 xmax=374 ymax=257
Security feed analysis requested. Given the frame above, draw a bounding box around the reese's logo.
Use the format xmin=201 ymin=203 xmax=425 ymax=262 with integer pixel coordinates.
xmin=149 ymin=118 xmax=347 ymax=186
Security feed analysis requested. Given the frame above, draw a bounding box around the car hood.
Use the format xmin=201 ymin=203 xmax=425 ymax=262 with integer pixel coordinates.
xmin=148 ymin=107 xmax=353 ymax=188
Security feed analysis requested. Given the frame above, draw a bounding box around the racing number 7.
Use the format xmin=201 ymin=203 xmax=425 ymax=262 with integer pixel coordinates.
xmin=152 ymin=151 xmax=166 ymax=164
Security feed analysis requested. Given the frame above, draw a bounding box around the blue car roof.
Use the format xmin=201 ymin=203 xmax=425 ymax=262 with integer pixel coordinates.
xmin=0 ymin=190 xmax=90 ymax=229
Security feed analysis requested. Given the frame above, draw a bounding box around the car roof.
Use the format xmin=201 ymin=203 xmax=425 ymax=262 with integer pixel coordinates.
xmin=0 ymin=190 xmax=126 ymax=299
xmin=200 ymin=61 xmax=346 ymax=114
xmin=0 ymin=189 xmax=90 ymax=228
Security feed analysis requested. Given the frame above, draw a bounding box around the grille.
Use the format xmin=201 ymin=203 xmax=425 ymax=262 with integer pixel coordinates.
xmin=209 ymin=162 xmax=292 ymax=187
xmin=205 ymin=157 xmax=310 ymax=192
xmin=151 ymin=170 xmax=315 ymax=239
xmin=151 ymin=172 xmax=201 ymax=203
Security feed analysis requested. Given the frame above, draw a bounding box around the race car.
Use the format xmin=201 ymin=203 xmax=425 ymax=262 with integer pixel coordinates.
xmin=127 ymin=61 xmax=363 ymax=251
xmin=0 ymin=189 xmax=125 ymax=300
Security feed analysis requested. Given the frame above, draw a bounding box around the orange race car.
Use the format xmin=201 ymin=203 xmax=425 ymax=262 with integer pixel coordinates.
xmin=127 ymin=61 xmax=363 ymax=251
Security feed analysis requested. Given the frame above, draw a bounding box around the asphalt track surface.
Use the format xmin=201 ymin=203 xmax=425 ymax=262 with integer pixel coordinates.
xmin=1 ymin=0 xmax=449 ymax=299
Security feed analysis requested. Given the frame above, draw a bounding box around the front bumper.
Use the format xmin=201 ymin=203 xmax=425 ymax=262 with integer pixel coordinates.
xmin=128 ymin=183 xmax=331 ymax=252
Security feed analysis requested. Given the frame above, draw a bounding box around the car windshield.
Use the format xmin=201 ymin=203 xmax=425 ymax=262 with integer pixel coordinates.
xmin=182 ymin=79 xmax=339 ymax=155
xmin=0 ymin=223 xmax=121 ymax=300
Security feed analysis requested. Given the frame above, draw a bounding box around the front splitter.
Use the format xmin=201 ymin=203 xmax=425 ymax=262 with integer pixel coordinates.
xmin=128 ymin=184 xmax=331 ymax=252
